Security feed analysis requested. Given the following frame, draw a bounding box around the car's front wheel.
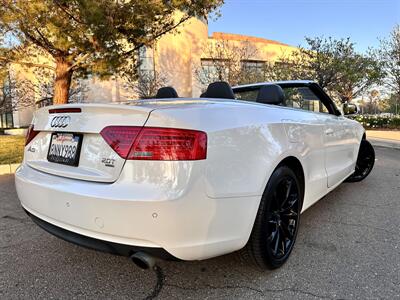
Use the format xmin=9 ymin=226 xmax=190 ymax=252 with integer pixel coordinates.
xmin=346 ymin=139 xmax=375 ymax=182
xmin=240 ymin=165 xmax=302 ymax=269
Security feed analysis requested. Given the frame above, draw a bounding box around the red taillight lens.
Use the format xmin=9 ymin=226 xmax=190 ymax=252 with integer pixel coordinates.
xmin=100 ymin=126 xmax=142 ymax=158
xmin=129 ymin=127 xmax=207 ymax=160
xmin=25 ymin=124 xmax=39 ymax=146
xmin=100 ymin=126 xmax=207 ymax=160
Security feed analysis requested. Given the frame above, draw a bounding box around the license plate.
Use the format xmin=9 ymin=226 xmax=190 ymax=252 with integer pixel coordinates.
xmin=47 ymin=133 xmax=83 ymax=166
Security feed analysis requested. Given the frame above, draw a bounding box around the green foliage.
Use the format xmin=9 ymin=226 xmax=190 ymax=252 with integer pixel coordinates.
xmin=0 ymin=0 xmax=223 ymax=103
xmin=376 ymin=25 xmax=400 ymax=106
xmin=265 ymin=36 xmax=384 ymax=102
xmin=352 ymin=114 xmax=400 ymax=129
xmin=386 ymin=93 xmax=400 ymax=115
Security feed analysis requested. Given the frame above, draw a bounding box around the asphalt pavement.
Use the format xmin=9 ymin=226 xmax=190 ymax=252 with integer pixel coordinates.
xmin=0 ymin=146 xmax=399 ymax=299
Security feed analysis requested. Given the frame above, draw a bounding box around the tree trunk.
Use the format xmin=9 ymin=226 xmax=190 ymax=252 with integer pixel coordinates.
xmin=53 ymin=58 xmax=73 ymax=105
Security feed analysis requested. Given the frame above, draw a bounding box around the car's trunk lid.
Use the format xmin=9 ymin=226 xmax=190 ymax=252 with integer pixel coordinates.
xmin=24 ymin=104 xmax=153 ymax=183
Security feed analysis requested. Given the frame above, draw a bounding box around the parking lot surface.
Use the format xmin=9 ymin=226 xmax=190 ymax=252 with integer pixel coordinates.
xmin=1 ymin=146 xmax=399 ymax=299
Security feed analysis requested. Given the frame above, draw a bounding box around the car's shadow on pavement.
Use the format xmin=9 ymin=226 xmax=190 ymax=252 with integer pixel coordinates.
xmin=1 ymin=147 xmax=399 ymax=299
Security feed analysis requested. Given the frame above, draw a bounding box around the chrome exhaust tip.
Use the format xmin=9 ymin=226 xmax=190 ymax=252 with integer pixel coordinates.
xmin=130 ymin=252 xmax=156 ymax=270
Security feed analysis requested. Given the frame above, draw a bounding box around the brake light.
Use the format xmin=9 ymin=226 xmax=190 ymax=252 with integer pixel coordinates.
xmin=100 ymin=126 xmax=142 ymax=158
xmin=49 ymin=108 xmax=81 ymax=114
xmin=25 ymin=124 xmax=39 ymax=146
xmin=100 ymin=126 xmax=207 ymax=160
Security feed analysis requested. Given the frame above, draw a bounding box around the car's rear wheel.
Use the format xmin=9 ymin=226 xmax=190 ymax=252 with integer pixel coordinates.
xmin=346 ymin=140 xmax=375 ymax=182
xmin=240 ymin=165 xmax=302 ymax=269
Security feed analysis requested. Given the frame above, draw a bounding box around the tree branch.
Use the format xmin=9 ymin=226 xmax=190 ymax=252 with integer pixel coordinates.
xmin=68 ymin=53 xmax=91 ymax=71
xmin=0 ymin=57 xmax=55 ymax=70
xmin=53 ymin=0 xmax=87 ymax=25
xmin=122 ymin=16 xmax=191 ymax=57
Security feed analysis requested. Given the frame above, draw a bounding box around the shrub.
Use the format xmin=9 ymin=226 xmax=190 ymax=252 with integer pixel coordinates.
xmin=350 ymin=114 xmax=400 ymax=129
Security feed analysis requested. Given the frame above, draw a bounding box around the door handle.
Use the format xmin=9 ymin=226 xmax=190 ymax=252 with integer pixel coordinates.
xmin=325 ymin=129 xmax=334 ymax=135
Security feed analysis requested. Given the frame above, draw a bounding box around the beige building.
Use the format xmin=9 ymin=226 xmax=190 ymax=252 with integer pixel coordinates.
xmin=3 ymin=14 xmax=298 ymax=129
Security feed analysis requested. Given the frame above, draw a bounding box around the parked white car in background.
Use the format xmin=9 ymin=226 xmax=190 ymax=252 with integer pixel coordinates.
xmin=15 ymin=80 xmax=375 ymax=270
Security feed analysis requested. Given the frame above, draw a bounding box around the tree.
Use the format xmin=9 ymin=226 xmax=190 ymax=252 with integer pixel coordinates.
xmin=334 ymin=52 xmax=383 ymax=103
xmin=0 ymin=66 xmax=36 ymax=114
xmin=0 ymin=0 xmax=223 ymax=104
xmin=32 ymin=75 xmax=89 ymax=107
xmin=194 ymin=39 xmax=259 ymax=89
xmin=265 ymin=37 xmax=383 ymax=103
xmin=123 ymin=70 xmax=168 ymax=99
xmin=368 ymin=89 xmax=381 ymax=114
xmin=386 ymin=93 xmax=400 ymax=115
xmin=0 ymin=64 xmax=87 ymax=113
xmin=377 ymin=25 xmax=400 ymax=115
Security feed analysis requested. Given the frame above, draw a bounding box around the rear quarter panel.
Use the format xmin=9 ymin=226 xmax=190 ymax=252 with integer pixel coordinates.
xmin=146 ymin=102 xmax=327 ymax=209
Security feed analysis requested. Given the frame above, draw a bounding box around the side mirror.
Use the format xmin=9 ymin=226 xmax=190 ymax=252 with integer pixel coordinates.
xmin=343 ymin=103 xmax=358 ymax=115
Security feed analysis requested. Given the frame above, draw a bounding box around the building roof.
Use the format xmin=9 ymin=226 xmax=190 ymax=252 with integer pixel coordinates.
xmin=210 ymin=32 xmax=290 ymax=47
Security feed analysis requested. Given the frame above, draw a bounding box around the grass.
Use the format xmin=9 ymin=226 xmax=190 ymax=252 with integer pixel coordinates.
xmin=0 ymin=135 xmax=25 ymax=164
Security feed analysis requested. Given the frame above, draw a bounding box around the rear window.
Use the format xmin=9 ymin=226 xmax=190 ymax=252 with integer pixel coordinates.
xmin=234 ymin=89 xmax=258 ymax=102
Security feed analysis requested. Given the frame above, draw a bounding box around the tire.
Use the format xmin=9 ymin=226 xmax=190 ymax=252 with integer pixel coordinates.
xmin=345 ymin=140 xmax=375 ymax=183
xmin=239 ymin=165 xmax=302 ymax=270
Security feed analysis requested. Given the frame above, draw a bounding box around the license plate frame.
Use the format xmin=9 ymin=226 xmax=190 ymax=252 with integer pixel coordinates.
xmin=47 ymin=132 xmax=83 ymax=167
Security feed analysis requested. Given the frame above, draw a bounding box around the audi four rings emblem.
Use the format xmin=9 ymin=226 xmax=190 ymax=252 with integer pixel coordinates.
xmin=50 ymin=116 xmax=71 ymax=128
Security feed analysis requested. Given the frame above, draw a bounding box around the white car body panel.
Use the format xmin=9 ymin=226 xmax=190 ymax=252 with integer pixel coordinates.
xmin=15 ymin=94 xmax=364 ymax=261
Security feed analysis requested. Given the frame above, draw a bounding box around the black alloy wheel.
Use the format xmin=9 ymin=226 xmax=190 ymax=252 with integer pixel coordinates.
xmin=266 ymin=176 xmax=300 ymax=260
xmin=346 ymin=140 xmax=375 ymax=182
xmin=239 ymin=165 xmax=302 ymax=269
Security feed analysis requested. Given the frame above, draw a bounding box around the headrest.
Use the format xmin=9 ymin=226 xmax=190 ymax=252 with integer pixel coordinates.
xmin=201 ymin=81 xmax=235 ymax=99
xmin=256 ymin=85 xmax=285 ymax=105
xmin=156 ymin=87 xmax=179 ymax=98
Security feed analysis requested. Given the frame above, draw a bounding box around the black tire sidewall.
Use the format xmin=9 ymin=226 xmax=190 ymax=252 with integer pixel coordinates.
xmin=346 ymin=140 xmax=375 ymax=182
xmin=254 ymin=165 xmax=303 ymax=269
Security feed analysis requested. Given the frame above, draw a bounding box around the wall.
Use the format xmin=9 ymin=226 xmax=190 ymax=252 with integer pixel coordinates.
xmin=12 ymin=107 xmax=35 ymax=128
xmin=155 ymin=12 xmax=208 ymax=98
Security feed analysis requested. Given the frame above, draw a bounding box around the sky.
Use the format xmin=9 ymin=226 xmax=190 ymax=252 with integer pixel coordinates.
xmin=208 ymin=0 xmax=400 ymax=53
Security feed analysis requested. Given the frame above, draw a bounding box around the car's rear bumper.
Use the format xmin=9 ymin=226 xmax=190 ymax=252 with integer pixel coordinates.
xmin=15 ymin=163 xmax=261 ymax=261
xmin=24 ymin=208 xmax=175 ymax=260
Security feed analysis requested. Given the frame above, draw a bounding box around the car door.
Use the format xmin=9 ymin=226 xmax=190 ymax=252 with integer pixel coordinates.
xmin=315 ymin=113 xmax=354 ymax=187
xmin=281 ymin=85 xmax=354 ymax=188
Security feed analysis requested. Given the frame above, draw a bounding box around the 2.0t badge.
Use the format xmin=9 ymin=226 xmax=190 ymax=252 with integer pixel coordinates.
xmin=50 ymin=116 xmax=71 ymax=128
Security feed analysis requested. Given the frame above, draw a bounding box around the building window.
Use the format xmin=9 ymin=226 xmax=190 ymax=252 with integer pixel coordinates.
xmin=200 ymin=58 xmax=230 ymax=83
xmin=138 ymin=46 xmax=155 ymax=79
xmin=0 ymin=112 xmax=13 ymax=128
xmin=241 ymin=60 xmax=265 ymax=74
xmin=241 ymin=60 xmax=266 ymax=83
xmin=274 ymin=60 xmax=294 ymax=70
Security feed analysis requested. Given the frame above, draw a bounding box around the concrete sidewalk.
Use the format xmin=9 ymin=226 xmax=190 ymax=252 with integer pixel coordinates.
xmin=0 ymin=163 xmax=20 ymax=175
xmin=367 ymin=130 xmax=400 ymax=150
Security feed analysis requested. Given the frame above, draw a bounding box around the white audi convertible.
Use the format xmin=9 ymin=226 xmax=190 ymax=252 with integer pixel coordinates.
xmin=15 ymin=80 xmax=375 ymax=270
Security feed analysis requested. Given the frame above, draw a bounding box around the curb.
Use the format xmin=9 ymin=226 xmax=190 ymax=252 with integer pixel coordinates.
xmin=0 ymin=163 xmax=20 ymax=175
xmin=368 ymin=138 xmax=400 ymax=150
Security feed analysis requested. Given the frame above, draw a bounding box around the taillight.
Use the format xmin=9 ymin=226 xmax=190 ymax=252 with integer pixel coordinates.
xmin=100 ymin=126 xmax=142 ymax=158
xmin=25 ymin=124 xmax=39 ymax=146
xmin=129 ymin=127 xmax=207 ymax=160
xmin=100 ymin=126 xmax=207 ymax=160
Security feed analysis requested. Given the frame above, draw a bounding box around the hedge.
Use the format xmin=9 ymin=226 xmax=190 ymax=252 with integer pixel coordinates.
xmin=350 ymin=115 xmax=400 ymax=129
